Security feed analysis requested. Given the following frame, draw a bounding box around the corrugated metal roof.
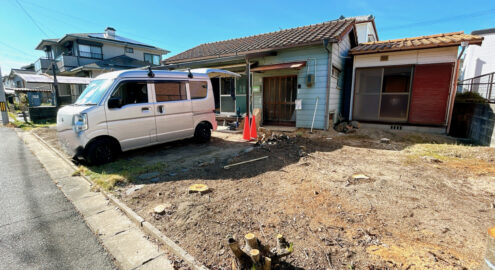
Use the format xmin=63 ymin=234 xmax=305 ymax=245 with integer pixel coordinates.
xmin=14 ymin=72 xmax=91 ymax=84
xmin=350 ymin=32 xmax=484 ymax=55
xmin=5 ymin=87 xmax=52 ymax=92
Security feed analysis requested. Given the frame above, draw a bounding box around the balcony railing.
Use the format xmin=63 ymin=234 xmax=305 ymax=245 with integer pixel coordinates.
xmin=34 ymin=57 xmax=52 ymax=73
xmin=56 ymin=55 xmax=78 ymax=73
xmin=458 ymin=72 xmax=495 ymax=103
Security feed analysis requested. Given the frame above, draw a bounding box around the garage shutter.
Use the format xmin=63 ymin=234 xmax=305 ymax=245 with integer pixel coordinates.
xmin=408 ymin=63 xmax=454 ymax=125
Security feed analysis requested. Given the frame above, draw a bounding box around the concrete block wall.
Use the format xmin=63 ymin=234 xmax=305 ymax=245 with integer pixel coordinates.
xmin=468 ymin=103 xmax=495 ymax=147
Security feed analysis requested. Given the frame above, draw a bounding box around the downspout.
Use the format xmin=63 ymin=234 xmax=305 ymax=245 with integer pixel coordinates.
xmin=323 ymin=39 xmax=332 ymax=130
xmin=446 ymin=42 xmax=468 ymax=134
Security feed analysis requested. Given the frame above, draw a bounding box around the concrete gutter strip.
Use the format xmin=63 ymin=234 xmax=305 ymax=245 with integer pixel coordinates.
xmin=26 ymin=131 xmax=209 ymax=270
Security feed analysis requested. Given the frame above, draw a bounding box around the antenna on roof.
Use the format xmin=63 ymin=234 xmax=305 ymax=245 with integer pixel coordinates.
xmin=187 ymin=68 xmax=193 ymax=78
xmin=147 ymin=66 xmax=155 ymax=78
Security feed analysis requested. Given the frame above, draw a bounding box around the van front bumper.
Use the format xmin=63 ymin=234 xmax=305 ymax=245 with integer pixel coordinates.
xmin=57 ymin=128 xmax=88 ymax=158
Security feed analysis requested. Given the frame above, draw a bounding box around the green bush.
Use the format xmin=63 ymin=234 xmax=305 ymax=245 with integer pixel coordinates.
xmin=455 ymin=92 xmax=487 ymax=103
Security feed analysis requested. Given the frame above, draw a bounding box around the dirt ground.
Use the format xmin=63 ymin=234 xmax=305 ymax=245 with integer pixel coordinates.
xmin=33 ymin=126 xmax=495 ymax=269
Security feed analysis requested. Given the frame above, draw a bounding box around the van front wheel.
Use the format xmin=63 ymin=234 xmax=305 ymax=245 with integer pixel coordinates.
xmin=85 ymin=138 xmax=117 ymax=165
xmin=194 ymin=123 xmax=211 ymax=143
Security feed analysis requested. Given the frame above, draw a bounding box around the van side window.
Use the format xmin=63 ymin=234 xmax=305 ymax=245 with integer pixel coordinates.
xmin=155 ymin=81 xmax=187 ymax=102
xmin=110 ymin=81 xmax=148 ymax=107
xmin=189 ymin=81 xmax=208 ymax=99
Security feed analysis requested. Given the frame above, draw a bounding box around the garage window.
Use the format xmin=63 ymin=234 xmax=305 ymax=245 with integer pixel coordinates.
xmin=353 ymin=66 xmax=412 ymax=122
xmin=154 ymin=81 xmax=187 ymax=102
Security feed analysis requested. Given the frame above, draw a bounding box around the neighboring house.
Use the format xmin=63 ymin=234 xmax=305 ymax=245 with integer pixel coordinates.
xmin=164 ymin=16 xmax=377 ymax=130
xmin=347 ymin=32 xmax=483 ymax=133
xmin=34 ymin=27 xmax=169 ymax=78
xmin=461 ymin=28 xmax=495 ymax=80
xmin=4 ymin=69 xmax=91 ymax=106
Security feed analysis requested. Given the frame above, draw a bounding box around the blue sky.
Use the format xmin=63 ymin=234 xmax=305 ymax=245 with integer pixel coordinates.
xmin=1 ymin=0 xmax=494 ymax=75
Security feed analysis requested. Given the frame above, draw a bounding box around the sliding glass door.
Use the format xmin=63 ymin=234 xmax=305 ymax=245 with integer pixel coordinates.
xmin=353 ymin=66 xmax=413 ymax=122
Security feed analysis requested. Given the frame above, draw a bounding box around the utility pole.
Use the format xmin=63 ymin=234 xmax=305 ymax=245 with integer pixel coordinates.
xmin=0 ymin=67 xmax=10 ymax=125
xmin=50 ymin=61 xmax=60 ymax=107
xmin=245 ymin=58 xmax=250 ymax=118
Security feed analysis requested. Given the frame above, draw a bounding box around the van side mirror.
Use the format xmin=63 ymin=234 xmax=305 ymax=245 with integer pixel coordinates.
xmin=108 ymin=97 xmax=121 ymax=109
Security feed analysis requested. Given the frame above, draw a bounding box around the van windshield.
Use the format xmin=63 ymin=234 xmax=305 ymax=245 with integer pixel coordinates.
xmin=75 ymin=79 xmax=114 ymax=105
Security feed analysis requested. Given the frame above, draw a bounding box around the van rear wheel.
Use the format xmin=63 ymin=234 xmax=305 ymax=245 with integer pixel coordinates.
xmin=194 ymin=123 xmax=211 ymax=143
xmin=85 ymin=138 xmax=117 ymax=165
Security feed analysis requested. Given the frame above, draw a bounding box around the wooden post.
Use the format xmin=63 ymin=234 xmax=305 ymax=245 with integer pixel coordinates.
xmin=245 ymin=58 xmax=250 ymax=118
xmin=250 ymin=249 xmax=260 ymax=262
xmin=277 ymin=234 xmax=287 ymax=251
xmin=263 ymin=257 xmax=271 ymax=270
xmin=228 ymin=237 xmax=245 ymax=260
xmin=245 ymin=233 xmax=259 ymax=250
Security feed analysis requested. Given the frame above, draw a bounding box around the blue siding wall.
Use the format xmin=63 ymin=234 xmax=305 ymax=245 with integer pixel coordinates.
xmin=252 ymin=45 xmax=329 ymax=129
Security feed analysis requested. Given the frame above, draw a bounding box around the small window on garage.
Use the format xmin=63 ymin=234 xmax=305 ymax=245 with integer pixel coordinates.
xmin=125 ymin=47 xmax=133 ymax=53
xmin=189 ymin=81 xmax=207 ymax=99
xmin=154 ymin=81 xmax=187 ymax=102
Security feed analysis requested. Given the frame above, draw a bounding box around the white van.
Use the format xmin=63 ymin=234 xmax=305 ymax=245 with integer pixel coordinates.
xmin=56 ymin=68 xmax=239 ymax=165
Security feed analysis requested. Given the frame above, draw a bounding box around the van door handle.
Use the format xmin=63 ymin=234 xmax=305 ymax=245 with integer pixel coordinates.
xmin=141 ymin=107 xmax=150 ymax=112
xmin=157 ymin=105 xmax=164 ymax=114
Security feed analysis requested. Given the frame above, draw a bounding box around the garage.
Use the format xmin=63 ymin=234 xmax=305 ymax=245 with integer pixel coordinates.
xmin=348 ymin=32 xmax=483 ymax=131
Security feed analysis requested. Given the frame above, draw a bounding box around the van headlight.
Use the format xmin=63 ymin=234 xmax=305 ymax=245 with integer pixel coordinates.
xmin=73 ymin=113 xmax=88 ymax=132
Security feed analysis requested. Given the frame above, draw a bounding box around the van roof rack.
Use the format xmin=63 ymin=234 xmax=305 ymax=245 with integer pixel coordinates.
xmin=147 ymin=66 xmax=155 ymax=78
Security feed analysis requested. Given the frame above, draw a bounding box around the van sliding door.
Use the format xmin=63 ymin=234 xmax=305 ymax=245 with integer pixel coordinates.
xmin=152 ymin=80 xmax=194 ymax=143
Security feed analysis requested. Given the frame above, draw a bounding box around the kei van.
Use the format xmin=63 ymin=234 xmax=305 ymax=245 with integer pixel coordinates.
xmin=56 ymin=68 xmax=239 ymax=165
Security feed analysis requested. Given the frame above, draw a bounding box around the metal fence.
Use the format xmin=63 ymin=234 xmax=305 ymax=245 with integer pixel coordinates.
xmin=457 ymin=72 xmax=495 ymax=103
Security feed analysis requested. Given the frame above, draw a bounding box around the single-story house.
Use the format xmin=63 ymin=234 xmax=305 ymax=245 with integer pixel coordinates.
xmin=346 ymin=32 xmax=484 ymax=133
xmin=164 ymin=16 xmax=378 ymax=129
xmin=4 ymin=69 xmax=91 ymax=106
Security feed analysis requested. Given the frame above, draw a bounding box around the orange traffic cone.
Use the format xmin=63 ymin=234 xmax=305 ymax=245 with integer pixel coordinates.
xmin=250 ymin=115 xmax=258 ymax=140
xmin=242 ymin=115 xmax=251 ymax=141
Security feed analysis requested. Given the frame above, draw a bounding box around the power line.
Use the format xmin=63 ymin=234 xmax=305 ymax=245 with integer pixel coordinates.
xmin=381 ymin=8 xmax=495 ymax=32
xmin=17 ymin=0 xmax=174 ymax=49
xmin=14 ymin=0 xmax=50 ymax=37
xmin=0 ymin=40 xmax=39 ymax=59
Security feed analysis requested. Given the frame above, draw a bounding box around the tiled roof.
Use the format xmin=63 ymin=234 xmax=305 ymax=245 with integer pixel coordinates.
xmin=165 ymin=18 xmax=356 ymax=64
xmin=350 ymin=32 xmax=483 ymax=55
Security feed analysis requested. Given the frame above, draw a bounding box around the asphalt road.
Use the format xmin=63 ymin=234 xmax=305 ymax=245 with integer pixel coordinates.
xmin=0 ymin=127 xmax=115 ymax=270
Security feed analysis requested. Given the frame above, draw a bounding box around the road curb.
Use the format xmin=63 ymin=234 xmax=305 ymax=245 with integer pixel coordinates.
xmin=30 ymin=131 xmax=209 ymax=270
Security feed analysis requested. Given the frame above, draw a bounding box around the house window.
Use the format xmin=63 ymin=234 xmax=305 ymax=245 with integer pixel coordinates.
xmin=125 ymin=47 xmax=133 ymax=53
xmin=144 ymin=53 xmax=160 ymax=65
xmin=332 ymin=65 xmax=343 ymax=89
xmin=189 ymin=81 xmax=207 ymax=99
xmin=154 ymin=81 xmax=187 ymax=102
xmin=79 ymin=44 xmax=103 ymax=59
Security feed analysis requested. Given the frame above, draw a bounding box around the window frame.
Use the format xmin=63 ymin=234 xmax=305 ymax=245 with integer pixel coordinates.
xmin=108 ymin=80 xmax=150 ymax=109
xmin=152 ymin=80 xmax=188 ymax=103
xmin=188 ymin=80 xmax=209 ymax=100
xmin=125 ymin=47 xmax=134 ymax=53
xmin=332 ymin=65 xmax=343 ymax=89
xmin=352 ymin=65 xmax=414 ymax=122
xmin=218 ymin=76 xmax=248 ymax=114
xmin=78 ymin=44 xmax=103 ymax=59
xmin=144 ymin=53 xmax=161 ymax=66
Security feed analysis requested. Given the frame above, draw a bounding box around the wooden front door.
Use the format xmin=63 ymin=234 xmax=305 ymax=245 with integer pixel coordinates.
xmin=263 ymin=76 xmax=297 ymax=126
